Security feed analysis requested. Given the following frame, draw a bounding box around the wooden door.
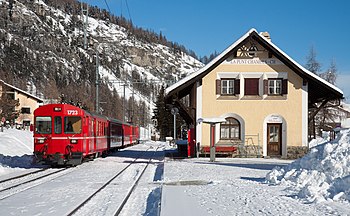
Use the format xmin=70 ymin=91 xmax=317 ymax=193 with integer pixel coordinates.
xmin=267 ymin=123 xmax=282 ymax=156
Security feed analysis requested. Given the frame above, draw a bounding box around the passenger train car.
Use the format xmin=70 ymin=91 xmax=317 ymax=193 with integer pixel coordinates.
xmin=33 ymin=104 xmax=139 ymax=166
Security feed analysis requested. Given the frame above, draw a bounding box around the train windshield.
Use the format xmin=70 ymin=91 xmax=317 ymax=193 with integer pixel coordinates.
xmin=35 ymin=117 xmax=52 ymax=134
xmin=64 ymin=116 xmax=82 ymax=134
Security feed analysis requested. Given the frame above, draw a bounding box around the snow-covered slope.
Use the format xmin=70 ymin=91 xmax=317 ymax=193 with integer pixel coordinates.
xmin=0 ymin=0 xmax=204 ymax=120
xmin=266 ymin=129 xmax=350 ymax=203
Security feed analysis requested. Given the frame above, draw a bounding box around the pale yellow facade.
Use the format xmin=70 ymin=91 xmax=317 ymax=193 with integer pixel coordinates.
xmin=197 ymin=42 xmax=307 ymax=157
xmin=0 ymin=80 xmax=43 ymax=127
xmin=15 ymin=92 xmax=42 ymax=126
xmin=166 ymin=29 xmax=343 ymax=158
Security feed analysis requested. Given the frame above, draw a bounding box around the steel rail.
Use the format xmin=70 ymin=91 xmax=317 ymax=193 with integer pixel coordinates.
xmin=114 ymin=145 xmax=162 ymax=215
xmin=0 ymin=168 xmax=48 ymax=184
xmin=67 ymin=147 xmax=154 ymax=216
xmin=0 ymin=168 xmax=68 ymax=200
xmin=114 ymin=158 xmax=152 ymax=215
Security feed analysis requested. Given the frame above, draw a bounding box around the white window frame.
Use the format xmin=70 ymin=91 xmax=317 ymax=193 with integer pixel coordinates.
xmin=220 ymin=117 xmax=240 ymax=140
xmin=268 ymin=79 xmax=282 ymax=95
xmin=221 ymin=79 xmax=234 ymax=95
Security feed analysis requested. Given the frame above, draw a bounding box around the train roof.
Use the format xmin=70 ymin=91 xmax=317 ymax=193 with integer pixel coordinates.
xmin=36 ymin=103 xmax=138 ymax=126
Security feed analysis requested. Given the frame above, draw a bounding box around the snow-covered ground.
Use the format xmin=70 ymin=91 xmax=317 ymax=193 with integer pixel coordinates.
xmin=0 ymin=128 xmax=349 ymax=215
xmin=266 ymin=129 xmax=350 ymax=204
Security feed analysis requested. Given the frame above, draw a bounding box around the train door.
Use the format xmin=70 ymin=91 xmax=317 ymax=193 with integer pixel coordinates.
xmin=82 ymin=116 xmax=88 ymax=154
xmin=90 ymin=118 xmax=95 ymax=153
xmin=94 ymin=119 xmax=98 ymax=153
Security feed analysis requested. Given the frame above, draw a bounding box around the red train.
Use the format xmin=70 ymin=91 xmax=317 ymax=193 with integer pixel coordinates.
xmin=33 ymin=103 xmax=139 ymax=166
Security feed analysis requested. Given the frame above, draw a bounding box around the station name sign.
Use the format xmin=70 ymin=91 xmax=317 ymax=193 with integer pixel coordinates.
xmin=226 ymin=58 xmax=283 ymax=65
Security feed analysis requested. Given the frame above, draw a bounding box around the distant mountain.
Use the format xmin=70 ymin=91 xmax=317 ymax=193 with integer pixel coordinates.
xmin=0 ymin=0 xmax=203 ymax=126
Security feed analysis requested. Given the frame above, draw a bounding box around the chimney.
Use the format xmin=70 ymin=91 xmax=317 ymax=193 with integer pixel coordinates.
xmin=260 ymin=32 xmax=271 ymax=41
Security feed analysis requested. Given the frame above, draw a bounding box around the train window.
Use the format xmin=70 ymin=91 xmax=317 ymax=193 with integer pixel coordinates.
xmin=35 ymin=117 xmax=52 ymax=134
xmin=54 ymin=117 xmax=62 ymax=134
xmin=64 ymin=116 xmax=82 ymax=134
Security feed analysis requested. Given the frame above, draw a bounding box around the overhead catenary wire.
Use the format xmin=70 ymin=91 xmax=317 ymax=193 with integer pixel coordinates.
xmin=103 ymin=0 xmax=112 ymax=14
xmin=103 ymin=0 xmax=132 ymax=24
xmin=124 ymin=0 xmax=132 ymax=23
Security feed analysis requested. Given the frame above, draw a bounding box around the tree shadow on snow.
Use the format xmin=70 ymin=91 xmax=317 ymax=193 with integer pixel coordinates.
xmin=153 ymin=163 xmax=164 ymax=182
xmin=143 ymin=162 xmax=164 ymax=215
xmin=143 ymin=187 xmax=162 ymax=216
xmin=0 ymin=154 xmax=43 ymax=168
xmin=240 ymin=176 xmax=266 ymax=183
xmin=108 ymin=149 xmax=165 ymax=161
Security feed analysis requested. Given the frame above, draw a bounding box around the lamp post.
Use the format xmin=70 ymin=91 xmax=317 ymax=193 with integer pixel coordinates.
xmin=171 ymin=107 xmax=179 ymax=143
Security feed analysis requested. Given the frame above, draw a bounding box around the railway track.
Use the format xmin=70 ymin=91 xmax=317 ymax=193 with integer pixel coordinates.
xmin=0 ymin=167 xmax=71 ymax=200
xmin=68 ymin=145 xmax=163 ymax=216
xmin=0 ymin=168 xmax=49 ymax=184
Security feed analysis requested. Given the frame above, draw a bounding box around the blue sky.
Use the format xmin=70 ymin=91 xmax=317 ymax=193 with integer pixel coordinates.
xmin=84 ymin=0 xmax=350 ymax=100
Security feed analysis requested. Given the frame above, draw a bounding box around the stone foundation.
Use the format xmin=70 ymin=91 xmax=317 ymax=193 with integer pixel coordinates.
xmin=286 ymin=146 xmax=309 ymax=159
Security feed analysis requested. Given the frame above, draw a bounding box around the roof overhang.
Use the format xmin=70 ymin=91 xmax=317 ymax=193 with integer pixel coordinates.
xmin=165 ymin=28 xmax=343 ymax=104
xmin=0 ymin=80 xmax=44 ymax=102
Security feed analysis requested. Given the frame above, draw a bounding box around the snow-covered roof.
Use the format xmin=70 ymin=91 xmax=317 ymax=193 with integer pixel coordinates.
xmin=0 ymin=80 xmax=43 ymax=102
xmin=197 ymin=117 xmax=226 ymax=124
xmin=166 ymin=29 xmax=254 ymax=95
xmin=166 ymin=28 xmax=343 ymax=101
xmin=256 ymin=30 xmax=343 ymax=95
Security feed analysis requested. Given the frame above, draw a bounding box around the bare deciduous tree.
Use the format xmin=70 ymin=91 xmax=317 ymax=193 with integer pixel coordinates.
xmin=320 ymin=59 xmax=337 ymax=85
xmin=0 ymin=82 xmax=20 ymax=124
xmin=305 ymin=45 xmax=322 ymax=75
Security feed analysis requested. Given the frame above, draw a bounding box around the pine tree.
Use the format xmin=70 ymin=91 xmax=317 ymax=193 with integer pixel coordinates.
xmin=152 ymin=86 xmax=172 ymax=140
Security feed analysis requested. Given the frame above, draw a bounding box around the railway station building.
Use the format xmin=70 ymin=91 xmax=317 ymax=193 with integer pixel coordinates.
xmin=165 ymin=29 xmax=343 ymax=159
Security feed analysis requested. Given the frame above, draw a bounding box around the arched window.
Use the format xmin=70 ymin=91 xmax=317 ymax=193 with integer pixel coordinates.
xmin=220 ymin=117 xmax=240 ymax=140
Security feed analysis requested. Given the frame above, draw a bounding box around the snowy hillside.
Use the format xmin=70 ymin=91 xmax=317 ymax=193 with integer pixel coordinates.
xmin=0 ymin=0 xmax=204 ymax=122
xmin=266 ymin=129 xmax=350 ymax=203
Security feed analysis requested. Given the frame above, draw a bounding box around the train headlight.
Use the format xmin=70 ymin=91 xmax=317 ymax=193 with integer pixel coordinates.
xmin=37 ymin=138 xmax=45 ymax=144
xmin=70 ymin=139 xmax=78 ymax=144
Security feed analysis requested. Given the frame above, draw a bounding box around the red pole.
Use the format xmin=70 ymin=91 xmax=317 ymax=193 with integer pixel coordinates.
xmin=210 ymin=124 xmax=216 ymax=162
xmin=187 ymin=129 xmax=191 ymax=157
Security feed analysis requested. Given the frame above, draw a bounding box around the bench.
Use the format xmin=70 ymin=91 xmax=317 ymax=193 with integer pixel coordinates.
xmin=201 ymin=145 xmax=238 ymax=157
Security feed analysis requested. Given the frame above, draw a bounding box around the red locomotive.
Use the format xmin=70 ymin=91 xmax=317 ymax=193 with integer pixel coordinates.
xmin=33 ymin=104 xmax=139 ymax=166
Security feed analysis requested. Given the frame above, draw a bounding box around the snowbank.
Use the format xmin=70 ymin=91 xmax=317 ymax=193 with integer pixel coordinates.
xmin=266 ymin=129 xmax=350 ymax=203
xmin=0 ymin=128 xmax=33 ymax=156
xmin=0 ymin=128 xmax=34 ymax=175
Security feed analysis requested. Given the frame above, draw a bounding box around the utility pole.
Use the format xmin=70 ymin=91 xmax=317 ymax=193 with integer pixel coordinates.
xmin=95 ymin=46 xmax=99 ymax=114
xmin=123 ymin=84 xmax=126 ymax=123
xmin=131 ymin=72 xmax=134 ymax=123
xmin=81 ymin=2 xmax=89 ymax=49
